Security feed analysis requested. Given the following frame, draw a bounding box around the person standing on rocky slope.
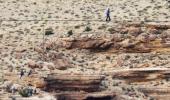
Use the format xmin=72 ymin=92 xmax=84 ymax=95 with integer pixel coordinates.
xmin=19 ymin=69 xmax=25 ymax=79
xmin=27 ymin=69 xmax=32 ymax=76
xmin=105 ymin=8 xmax=111 ymax=22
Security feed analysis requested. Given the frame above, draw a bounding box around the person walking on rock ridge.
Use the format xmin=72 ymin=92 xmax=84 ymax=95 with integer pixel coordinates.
xmin=105 ymin=7 xmax=111 ymax=22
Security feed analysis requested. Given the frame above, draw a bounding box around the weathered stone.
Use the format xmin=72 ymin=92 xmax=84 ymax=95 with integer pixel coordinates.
xmin=125 ymin=22 xmax=143 ymax=27
xmin=145 ymin=22 xmax=170 ymax=29
xmin=15 ymin=48 xmax=27 ymax=53
xmin=55 ymin=91 xmax=116 ymax=100
xmin=161 ymin=30 xmax=170 ymax=39
xmin=53 ymin=59 xmax=71 ymax=70
xmin=119 ymin=39 xmax=136 ymax=48
xmin=148 ymin=34 xmax=157 ymax=41
xmin=111 ymin=68 xmax=170 ymax=83
xmin=62 ymin=37 xmax=113 ymax=50
xmin=147 ymin=28 xmax=161 ymax=34
xmin=137 ymin=33 xmax=148 ymax=42
xmin=34 ymin=47 xmax=44 ymax=53
xmin=28 ymin=60 xmax=42 ymax=69
xmin=44 ymin=74 xmax=105 ymax=92
xmin=127 ymin=27 xmax=142 ymax=36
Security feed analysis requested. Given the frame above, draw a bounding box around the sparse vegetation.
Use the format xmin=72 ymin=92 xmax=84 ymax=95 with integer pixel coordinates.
xmin=84 ymin=26 xmax=92 ymax=32
xmin=107 ymin=27 xmax=116 ymax=34
xmin=67 ymin=30 xmax=73 ymax=36
xmin=75 ymin=25 xmax=81 ymax=29
xmin=19 ymin=88 xmax=32 ymax=97
xmin=45 ymin=28 xmax=54 ymax=35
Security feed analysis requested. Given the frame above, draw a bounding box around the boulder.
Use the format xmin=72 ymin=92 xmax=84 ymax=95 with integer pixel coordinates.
xmin=161 ymin=30 xmax=170 ymax=39
xmin=147 ymin=28 xmax=160 ymax=34
xmin=148 ymin=34 xmax=157 ymax=41
xmin=15 ymin=48 xmax=27 ymax=53
xmin=28 ymin=59 xmax=71 ymax=70
xmin=53 ymin=59 xmax=72 ymax=70
xmin=28 ymin=60 xmax=42 ymax=69
xmin=127 ymin=27 xmax=142 ymax=36
xmin=120 ymin=39 xmax=136 ymax=48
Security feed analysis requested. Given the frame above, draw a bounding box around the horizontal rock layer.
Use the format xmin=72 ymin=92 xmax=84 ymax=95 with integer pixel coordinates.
xmin=111 ymin=68 xmax=170 ymax=83
xmin=44 ymin=74 xmax=105 ymax=92
xmin=55 ymin=91 xmax=116 ymax=100
xmin=110 ymin=68 xmax=170 ymax=100
xmin=40 ymin=23 xmax=170 ymax=53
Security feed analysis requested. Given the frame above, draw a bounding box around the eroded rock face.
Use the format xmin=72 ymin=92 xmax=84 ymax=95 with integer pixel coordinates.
xmin=28 ymin=59 xmax=71 ymax=70
xmin=112 ymin=68 xmax=170 ymax=83
xmin=145 ymin=22 xmax=170 ymax=29
xmin=49 ymin=36 xmax=167 ymax=53
xmin=4 ymin=22 xmax=170 ymax=100
xmin=126 ymin=27 xmax=142 ymax=36
xmin=44 ymin=74 xmax=105 ymax=92
xmin=4 ymin=72 xmax=46 ymax=89
xmin=55 ymin=91 xmax=117 ymax=100
xmin=62 ymin=38 xmax=113 ymax=50
xmin=110 ymin=68 xmax=170 ymax=100
xmin=40 ymin=22 xmax=170 ymax=53
xmin=28 ymin=60 xmax=42 ymax=69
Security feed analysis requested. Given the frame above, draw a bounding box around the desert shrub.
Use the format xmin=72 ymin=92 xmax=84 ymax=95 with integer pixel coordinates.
xmin=75 ymin=25 xmax=80 ymax=29
xmin=84 ymin=26 xmax=92 ymax=32
xmin=107 ymin=27 xmax=116 ymax=34
xmin=67 ymin=30 xmax=73 ymax=36
xmin=45 ymin=28 xmax=54 ymax=35
xmin=19 ymin=88 xmax=32 ymax=97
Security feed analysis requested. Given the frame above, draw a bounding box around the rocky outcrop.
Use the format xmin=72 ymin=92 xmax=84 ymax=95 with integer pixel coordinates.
xmin=44 ymin=74 xmax=105 ymax=92
xmin=28 ymin=51 xmax=72 ymax=70
xmin=145 ymin=22 xmax=170 ymax=29
xmin=139 ymin=87 xmax=170 ymax=100
xmin=61 ymin=38 xmax=113 ymax=50
xmin=4 ymin=72 xmax=46 ymax=88
xmin=40 ymin=22 xmax=170 ymax=53
xmin=50 ymin=37 xmax=169 ymax=53
xmin=111 ymin=68 xmax=170 ymax=83
xmin=109 ymin=68 xmax=170 ymax=100
xmin=122 ymin=27 xmax=142 ymax=36
xmin=55 ymin=91 xmax=116 ymax=100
